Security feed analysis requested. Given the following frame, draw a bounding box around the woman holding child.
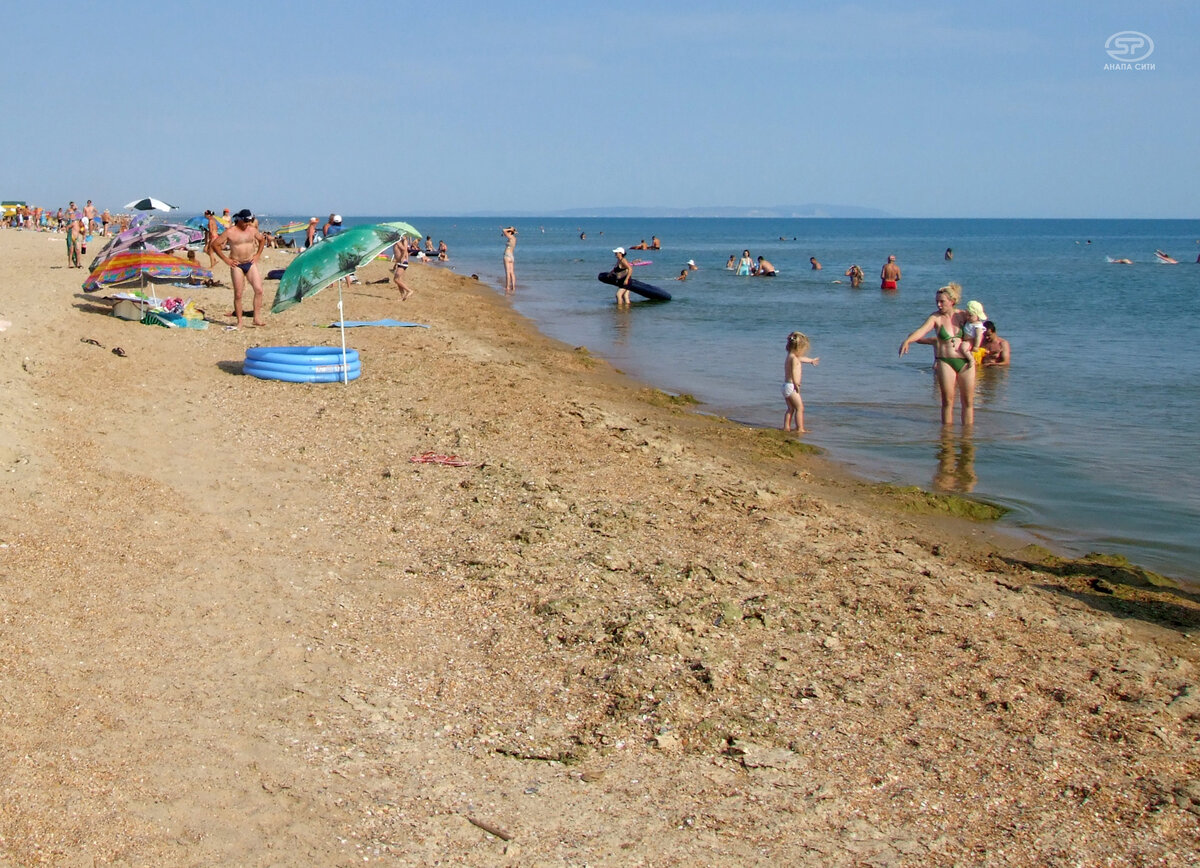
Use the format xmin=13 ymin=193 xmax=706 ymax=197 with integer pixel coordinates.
xmin=899 ymin=282 xmax=977 ymax=426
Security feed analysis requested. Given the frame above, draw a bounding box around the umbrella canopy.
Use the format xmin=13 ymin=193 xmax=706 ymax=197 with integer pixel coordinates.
xmin=272 ymin=221 xmax=311 ymax=235
xmin=184 ymin=214 xmax=231 ymax=231
xmin=125 ymin=197 xmax=177 ymax=212
xmin=271 ymin=221 xmax=420 ymax=313
xmin=82 ymin=250 xmax=212 ymax=293
xmin=88 ymin=223 xmax=206 ymax=270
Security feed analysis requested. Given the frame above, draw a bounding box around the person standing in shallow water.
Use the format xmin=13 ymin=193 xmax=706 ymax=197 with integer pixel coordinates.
xmin=881 ymin=254 xmax=901 ymax=290
xmin=610 ymin=247 xmax=633 ymax=305
xmin=782 ymin=331 xmax=819 ymax=433
xmin=501 ymin=226 xmax=517 ymax=294
xmin=898 ymin=283 xmax=975 ymax=426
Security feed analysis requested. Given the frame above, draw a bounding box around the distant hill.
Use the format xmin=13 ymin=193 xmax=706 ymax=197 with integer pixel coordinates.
xmin=480 ymin=204 xmax=894 ymax=219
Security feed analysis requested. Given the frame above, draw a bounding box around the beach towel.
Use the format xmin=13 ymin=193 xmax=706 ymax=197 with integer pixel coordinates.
xmin=141 ymin=311 xmax=209 ymax=330
xmin=409 ymin=451 xmax=472 ymax=467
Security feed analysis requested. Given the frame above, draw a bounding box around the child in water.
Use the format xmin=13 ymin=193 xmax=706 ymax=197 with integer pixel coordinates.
xmin=782 ymin=331 xmax=820 ymax=433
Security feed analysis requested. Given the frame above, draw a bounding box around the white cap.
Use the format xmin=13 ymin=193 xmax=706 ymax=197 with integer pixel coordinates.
xmin=332 ymin=214 xmax=342 ymax=223
xmin=613 ymin=247 xmax=625 ymax=255
xmin=687 ymin=259 xmax=695 ymax=266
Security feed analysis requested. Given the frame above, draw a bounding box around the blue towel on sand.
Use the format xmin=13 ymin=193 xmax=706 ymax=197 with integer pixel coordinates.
xmin=325 ymin=320 xmax=430 ymax=328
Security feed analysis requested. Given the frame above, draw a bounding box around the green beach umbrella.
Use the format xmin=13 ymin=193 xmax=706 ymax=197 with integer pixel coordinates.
xmin=270 ymin=221 xmax=420 ymax=314
xmin=270 ymin=221 xmax=421 ymax=384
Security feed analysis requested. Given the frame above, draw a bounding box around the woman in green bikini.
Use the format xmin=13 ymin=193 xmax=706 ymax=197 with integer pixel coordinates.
xmin=899 ymin=283 xmax=976 ymax=426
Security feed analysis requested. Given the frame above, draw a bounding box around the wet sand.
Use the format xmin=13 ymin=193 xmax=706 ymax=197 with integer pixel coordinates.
xmin=1 ymin=227 xmax=1198 ymax=864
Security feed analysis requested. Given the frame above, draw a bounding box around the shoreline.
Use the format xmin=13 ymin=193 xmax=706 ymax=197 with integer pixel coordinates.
xmin=446 ymin=241 xmax=1198 ymax=591
xmin=1 ymin=226 xmax=1198 ymax=863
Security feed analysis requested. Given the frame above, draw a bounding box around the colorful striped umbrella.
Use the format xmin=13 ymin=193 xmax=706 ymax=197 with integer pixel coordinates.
xmin=82 ymin=250 xmax=212 ymax=293
xmin=88 ymin=224 xmax=206 ymax=271
xmin=272 ymin=221 xmax=310 ymax=235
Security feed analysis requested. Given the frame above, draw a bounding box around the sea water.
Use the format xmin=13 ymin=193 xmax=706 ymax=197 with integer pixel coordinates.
xmin=268 ymin=216 xmax=1200 ymax=584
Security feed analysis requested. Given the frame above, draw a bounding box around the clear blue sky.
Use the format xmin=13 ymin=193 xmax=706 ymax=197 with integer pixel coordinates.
xmin=3 ymin=1 xmax=1196 ymax=218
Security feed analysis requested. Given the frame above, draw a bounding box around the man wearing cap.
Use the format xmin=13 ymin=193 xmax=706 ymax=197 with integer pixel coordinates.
xmin=212 ymin=209 xmax=267 ymax=328
xmin=610 ymin=247 xmax=633 ymax=305
xmin=323 ymin=214 xmax=344 ymax=238
xmin=880 ymin=254 xmax=901 ymax=291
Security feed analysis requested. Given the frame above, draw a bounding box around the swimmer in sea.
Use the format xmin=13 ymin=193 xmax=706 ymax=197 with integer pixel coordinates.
xmin=845 ymin=264 xmax=864 ymax=288
xmin=880 ymin=254 xmax=901 ymax=290
xmin=686 ymin=259 xmax=699 ymax=271
xmin=675 ymin=269 xmax=688 ymax=281
xmin=809 ymin=256 xmax=822 ymax=271
xmin=650 ymin=236 xmax=662 ymax=250
xmin=979 ymin=320 xmax=1011 ymax=366
xmin=736 ymin=250 xmax=753 ymax=276
xmin=755 ymin=256 xmax=777 ymax=276
xmin=726 ymin=254 xmax=736 ymax=270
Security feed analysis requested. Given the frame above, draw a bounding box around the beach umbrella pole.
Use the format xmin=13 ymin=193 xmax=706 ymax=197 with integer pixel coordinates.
xmin=337 ymin=282 xmax=348 ymax=385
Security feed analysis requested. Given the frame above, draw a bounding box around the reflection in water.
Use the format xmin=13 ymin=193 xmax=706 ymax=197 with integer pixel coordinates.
xmin=933 ymin=430 xmax=977 ymax=493
xmin=974 ymin=363 xmax=1010 ymax=405
xmin=610 ymin=304 xmax=633 ymax=347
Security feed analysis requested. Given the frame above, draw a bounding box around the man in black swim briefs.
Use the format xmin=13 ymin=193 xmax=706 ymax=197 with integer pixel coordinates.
xmin=212 ymin=208 xmax=267 ymax=328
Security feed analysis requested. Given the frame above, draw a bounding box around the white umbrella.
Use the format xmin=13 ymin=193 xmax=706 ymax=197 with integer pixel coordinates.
xmin=124 ymin=197 xmax=177 ymax=212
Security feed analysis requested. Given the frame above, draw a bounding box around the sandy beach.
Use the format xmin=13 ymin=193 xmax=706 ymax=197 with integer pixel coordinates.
xmin=1 ymin=227 xmax=1198 ymax=865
